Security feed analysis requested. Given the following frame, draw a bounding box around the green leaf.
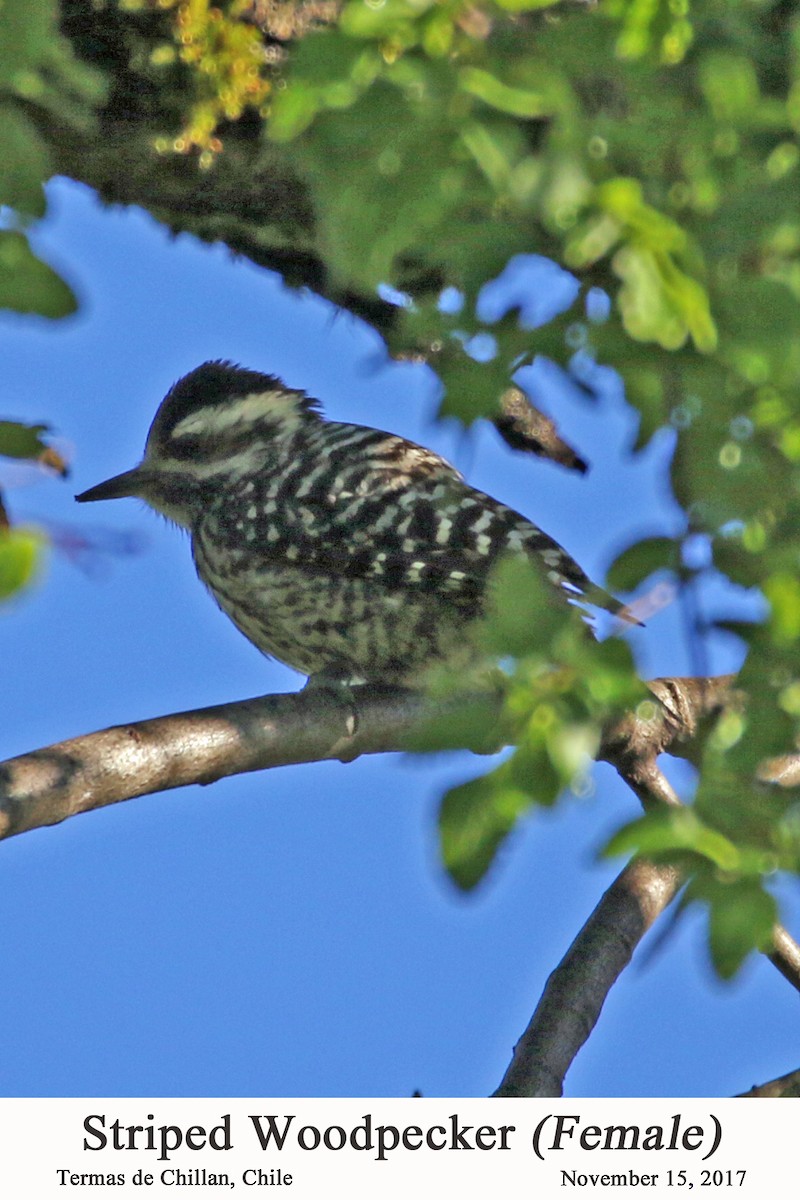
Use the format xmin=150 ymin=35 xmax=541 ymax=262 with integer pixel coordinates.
xmin=439 ymin=763 xmax=531 ymax=889
xmin=612 ymin=243 xmax=717 ymax=353
xmin=506 ymin=734 xmax=563 ymax=806
xmin=508 ymin=716 xmax=597 ymax=803
xmin=436 ymin=350 xmax=511 ymax=425
xmin=422 ymin=12 xmax=454 ymax=57
xmin=0 ymin=420 xmax=52 ymax=462
xmin=606 ymin=536 xmax=678 ymax=591
xmin=605 ymin=810 xmax=741 ymax=871
xmin=598 ymin=178 xmax=686 ymax=252
xmin=268 ymin=82 xmax=321 ymax=142
xmin=494 ymin=0 xmax=562 ymax=10
xmin=0 ymin=231 xmax=77 ymax=318
xmin=697 ymin=52 xmax=760 ymax=124
xmin=763 ymin=573 xmax=800 ymax=646
xmin=267 ymin=31 xmax=377 ymax=141
xmin=613 ymin=243 xmax=687 ymax=349
xmin=699 ymin=878 xmax=778 ymax=979
xmin=0 ymin=419 xmax=68 ymax=474
xmin=0 ymin=527 xmax=44 ymax=601
xmin=403 ymin=693 xmax=509 ymax=756
xmin=0 ymin=0 xmax=55 ymax=86
xmin=0 ymin=0 xmax=103 ymax=126
xmin=581 ymin=635 xmax=643 ymax=709
xmin=339 ymin=0 xmax=425 ymax=41
xmin=662 ymin=262 xmax=718 ymax=354
xmin=460 ymin=120 xmax=515 ymax=192
xmin=478 ymin=555 xmax=568 ymax=658
xmin=564 ymin=213 xmax=622 ymax=269
xmin=0 ymin=105 xmax=50 ymax=218
xmin=458 ymin=68 xmax=547 ymax=119
xmin=296 ymin=80 xmax=463 ymax=290
xmin=715 ymin=279 xmax=800 ymax=346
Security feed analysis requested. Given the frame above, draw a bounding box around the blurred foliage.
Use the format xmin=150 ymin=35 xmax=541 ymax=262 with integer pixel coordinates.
xmin=0 ymin=0 xmax=103 ymax=316
xmin=143 ymin=0 xmax=273 ymax=162
xmin=605 ymin=807 xmax=785 ymax=977
xmin=1 ymin=0 xmax=799 ymax=971
xmin=0 ymin=419 xmax=66 ymax=471
xmin=0 ymin=526 xmax=46 ymax=602
xmin=0 ymin=421 xmax=67 ymax=602
xmin=437 ymin=559 xmax=645 ymax=888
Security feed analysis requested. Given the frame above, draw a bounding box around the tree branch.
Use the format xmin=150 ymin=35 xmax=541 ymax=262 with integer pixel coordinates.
xmin=4 ymin=673 xmax=799 ymax=1099
xmin=491 ymin=676 xmax=800 ymax=1096
xmin=0 ymin=675 xmax=739 ymax=842
xmin=493 ymin=854 xmax=683 ymax=1097
xmin=492 ymin=797 xmax=800 ymax=1097
xmin=737 ymin=1067 xmax=800 ymax=1098
xmin=0 ymin=685 xmax=438 ymax=840
xmin=599 ymin=674 xmax=739 ymax=809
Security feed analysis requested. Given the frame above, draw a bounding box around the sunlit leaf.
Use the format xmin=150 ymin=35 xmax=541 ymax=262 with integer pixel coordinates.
xmin=0 ymin=420 xmax=68 ymax=475
xmin=698 ymin=51 xmax=760 ymax=123
xmin=605 ymin=810 xmax=741 ymax=871
xmin=506 ymin=733 xmax=563 ymax=806
xmin=763 ymin=573 xmax=800 ymax=646
xmin=494 ymin=0 xmax=561 ymax=9
xmin=269 ymin=82 xmax=320 ymax=142
xmin=0 ymin=420 xmax=51 ymax=461
xmin=339 ymin=0 xmax=424 ymax=41
xmin=0 ymin=0 xmax=54 ymax=84
xmin=0 ymin=527 xmax=44 ymax=601
xmin=458 ymin=68 xmax=547 ymax=119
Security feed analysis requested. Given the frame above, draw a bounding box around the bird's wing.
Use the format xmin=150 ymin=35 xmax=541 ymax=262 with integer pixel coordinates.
xmin=211 ymin=425 xmax=630 ymax=620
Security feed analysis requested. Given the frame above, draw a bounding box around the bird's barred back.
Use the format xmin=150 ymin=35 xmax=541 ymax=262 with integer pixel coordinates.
xmin=198 ymin=421 xmax=595 ymax=607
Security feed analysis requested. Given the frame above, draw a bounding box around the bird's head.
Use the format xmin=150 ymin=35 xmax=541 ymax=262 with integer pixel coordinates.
xmin=75 ymin=360 xmax=319 ymax=525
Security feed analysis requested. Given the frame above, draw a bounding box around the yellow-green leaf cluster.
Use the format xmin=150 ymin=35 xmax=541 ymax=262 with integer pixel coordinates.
xmin=157 ymin=0 xmax=273 ymax=158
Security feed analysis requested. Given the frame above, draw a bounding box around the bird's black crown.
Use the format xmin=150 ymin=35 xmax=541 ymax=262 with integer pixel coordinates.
xmin=149 ymin=360 xmax=319 ymax=446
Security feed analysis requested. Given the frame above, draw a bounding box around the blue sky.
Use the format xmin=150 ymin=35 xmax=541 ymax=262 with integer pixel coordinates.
xmin=0 ymin=177 xmax=796 ymax=1097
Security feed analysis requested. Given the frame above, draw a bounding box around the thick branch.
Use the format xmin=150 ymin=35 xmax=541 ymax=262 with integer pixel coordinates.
xmin=493 ymin=855 xmax=682 ymax=1097
xmin=0 ymin=685 xmax=440 ymax=841
xmin=0 ymin=675 xmax=739 ymax=841
xmin=491 ymin=675 xmax=800 ymax=1096
xmin=599 ymin=674 xmax=739 ymax=807
xmin=493 ymin=812 xmax=800 ymax=1096
xmin=4 ymin=674 xmax=799 ymax=1098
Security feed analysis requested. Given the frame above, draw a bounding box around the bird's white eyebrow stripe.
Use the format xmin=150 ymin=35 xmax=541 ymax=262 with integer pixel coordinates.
xmin=172 ymin=390 xmax=298 ymax=437
xmin=150 ymin=445 xmax=268 ymax=478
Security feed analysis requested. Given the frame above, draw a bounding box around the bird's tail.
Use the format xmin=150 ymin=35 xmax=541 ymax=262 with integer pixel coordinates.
xmin=571 ymin=580 xmax=645 ymax=628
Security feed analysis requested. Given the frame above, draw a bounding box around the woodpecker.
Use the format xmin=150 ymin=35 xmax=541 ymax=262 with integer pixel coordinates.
xmin=76 ymin=361 xmax=630 ymax=684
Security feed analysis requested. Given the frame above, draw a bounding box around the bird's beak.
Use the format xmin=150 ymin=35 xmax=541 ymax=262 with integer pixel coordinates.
xmin=75 ymin=466 xmax=148 ymax=504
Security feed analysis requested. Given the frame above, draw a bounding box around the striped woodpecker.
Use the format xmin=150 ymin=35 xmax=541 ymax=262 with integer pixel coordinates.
xmin=76 ymin=361 xmax=630 ymax=683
